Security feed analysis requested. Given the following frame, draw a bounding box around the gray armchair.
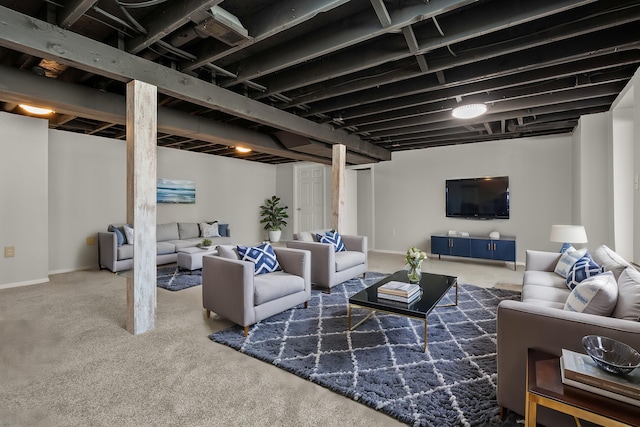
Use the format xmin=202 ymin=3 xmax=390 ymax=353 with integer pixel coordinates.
xmin=286 ymin=230 xmax=367 ymax=292
xmin=202 ymin=246 xmax=311 ymax=335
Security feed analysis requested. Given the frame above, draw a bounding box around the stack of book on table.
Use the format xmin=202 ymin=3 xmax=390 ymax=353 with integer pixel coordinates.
xmin=377 ymin=281 xmax=421 ymax=304
xmin=560 ymin=348 xmax=640 ymax=407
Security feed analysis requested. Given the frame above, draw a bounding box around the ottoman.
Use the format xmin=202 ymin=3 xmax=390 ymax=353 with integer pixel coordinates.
xmin=177 ymin=247 xmax=218 ymax=273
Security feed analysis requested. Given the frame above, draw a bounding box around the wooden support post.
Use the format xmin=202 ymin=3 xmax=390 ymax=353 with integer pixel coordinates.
xmin=125 ymin=80 xmax=157 ymax=335
xmin=331 ymin=144 xmax=346 ymax=232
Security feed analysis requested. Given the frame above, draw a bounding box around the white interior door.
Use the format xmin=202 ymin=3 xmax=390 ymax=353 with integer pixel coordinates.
xmin=296 ymin=165 xmax=325 ymax=233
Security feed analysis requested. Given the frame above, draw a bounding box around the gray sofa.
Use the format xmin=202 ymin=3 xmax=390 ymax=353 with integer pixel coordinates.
xmin=497 ymin=247 xmax=640 ymax=426
xmin=98 ymin=221 xmax=231 ymax=273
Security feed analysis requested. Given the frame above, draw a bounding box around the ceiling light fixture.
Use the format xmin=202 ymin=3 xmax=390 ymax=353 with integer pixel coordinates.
xmin=235 ymin=146 xmax=251 ymax=153
xmin=19 ymin=104 xmax=54 ymax=115
xmin=452 ymin=103 xmax=487 ymax=119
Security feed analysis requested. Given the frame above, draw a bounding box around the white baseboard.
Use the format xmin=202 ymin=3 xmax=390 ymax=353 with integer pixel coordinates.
xmin=0 ymin=277 xmax=50 ymax=290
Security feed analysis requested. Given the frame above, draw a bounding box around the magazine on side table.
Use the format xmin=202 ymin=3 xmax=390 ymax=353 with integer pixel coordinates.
xmin=560 ymin=348 xmax=640 ymax=407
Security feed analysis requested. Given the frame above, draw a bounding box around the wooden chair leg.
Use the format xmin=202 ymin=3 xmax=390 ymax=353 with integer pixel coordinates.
xmin=243 ymin=326 xmax=249 ymax=336
xmin=205 ymin=309 xmax=210 ymax=318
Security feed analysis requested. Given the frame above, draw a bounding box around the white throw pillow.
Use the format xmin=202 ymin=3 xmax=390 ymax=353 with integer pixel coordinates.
xmin=217 ymin=245 xmax=239 ymax=260
xmin=199 ymin=222 xmax=220 ymax=238
xmin=554 ymin=247 xmax=588 ymax=278
xmin=297 ymin=231 xmax=314 ymax=242
xmin=612 ymin=267 xmax=640 ymax=321
xmin=123 ymin=225 xmax=134 ymax=245
xmin=592 ymin=245 xmax=632 ymax=280
xmin=564 ymin=271 xmax=618 ymax=316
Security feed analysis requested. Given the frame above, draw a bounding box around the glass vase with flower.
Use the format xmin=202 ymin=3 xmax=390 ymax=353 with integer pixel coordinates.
xmin=405 ymin=247 xmax=427 ymax=284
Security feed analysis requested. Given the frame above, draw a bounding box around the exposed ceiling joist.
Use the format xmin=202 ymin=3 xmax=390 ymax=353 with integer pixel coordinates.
xmin=0 ymin=5 xmax=390 ymax=161
xmin=220 ymin=0 xmax=475 ymax=87
xmin=0 ymin=0 xmax=637 ymax=164
xmin=127 ymin=0 xmax=223 ymax=54
xmin=59 ymin=0 xmax=95 ymax=29
xmin=256 ymin=0 xmax=598 ymax=103
xmin=370 ymin=0 xmax=392 ymax=27
xmin=181 ymin=0 xmax=352 ymax=72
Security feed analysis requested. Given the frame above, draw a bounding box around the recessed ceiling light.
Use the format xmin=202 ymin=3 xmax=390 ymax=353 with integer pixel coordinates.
xmin=19 ymin=104 xmax=54 ymax=115
xmin=452 ymin=103 xmax=487 ymax=119
xmin=235 ymin=146 xmax=251 ymax=153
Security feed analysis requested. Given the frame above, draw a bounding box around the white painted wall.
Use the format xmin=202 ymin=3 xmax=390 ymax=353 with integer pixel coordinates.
xmin=357 ymin=168 xmax=374 ymax=249
xmin=372 ymin=135 xmax=573 ymax=262
xmin=343 ymin=169 xmax=358 ymax=235
xmin=573 ymin=112 xmax=613 ymax=252
xmin=156 ymin=146 xmax=275 ymax=244
xmin=611 ymin=107 xmax=635 ymax=260
xmin=275 ymin=163 xmax=295 ymax=242
xmin=0 ymin=113 xmax=49 ymax=287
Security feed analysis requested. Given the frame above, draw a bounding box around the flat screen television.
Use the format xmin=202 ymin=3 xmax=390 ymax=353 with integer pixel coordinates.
xmin=446 ymin=176 xmax=509 ymax=219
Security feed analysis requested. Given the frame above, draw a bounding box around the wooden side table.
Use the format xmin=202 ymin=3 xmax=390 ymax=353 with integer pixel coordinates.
xmin=525 ymin=348 xmax=640 ymax=427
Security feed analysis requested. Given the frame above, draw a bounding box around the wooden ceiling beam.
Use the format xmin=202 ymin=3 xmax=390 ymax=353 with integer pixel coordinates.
xmin=0 ymin=6 xmax=390 ymax=161
xmin=0 ymin=65 xmax=333 ymax=164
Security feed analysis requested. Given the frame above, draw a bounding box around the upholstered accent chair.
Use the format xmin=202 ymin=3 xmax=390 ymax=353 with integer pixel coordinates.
xmin=286 ymin=230 xmax=368 ymax=293
xmin=202 ymin=245 xmax=311 ymax=336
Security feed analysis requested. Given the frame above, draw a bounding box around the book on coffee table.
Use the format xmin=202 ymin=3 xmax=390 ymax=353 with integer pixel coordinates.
xmin=378 ymin=281 xmax=420 ymax=297
xmin=377 ymin=290 xmax=422 ymax=303
xmin=560 ymin=348 xmax=640 ymax=406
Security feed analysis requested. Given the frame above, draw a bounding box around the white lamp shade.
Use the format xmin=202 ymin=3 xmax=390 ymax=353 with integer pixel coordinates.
xmin=549 ymin=225 xmax=588 ymax=244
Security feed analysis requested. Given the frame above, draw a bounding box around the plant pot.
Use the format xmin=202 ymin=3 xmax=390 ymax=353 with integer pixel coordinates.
xmin=268 ymin=230 xmax=282 ymax=243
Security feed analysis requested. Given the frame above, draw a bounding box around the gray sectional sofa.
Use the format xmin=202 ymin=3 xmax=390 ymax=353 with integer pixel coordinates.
xmin=497 ymin=246 xmax=640 ymax=426
xmin=98 ymin=221 xmax=231 ymax=273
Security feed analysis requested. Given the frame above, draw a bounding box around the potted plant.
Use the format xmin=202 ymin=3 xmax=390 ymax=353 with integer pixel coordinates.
xmin=259 ymin=195 xmax=289 ymax=242
xmin=201 ymin=238 xmax=213 ymax=249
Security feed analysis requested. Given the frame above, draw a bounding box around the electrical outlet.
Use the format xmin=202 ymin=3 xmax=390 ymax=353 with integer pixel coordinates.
xmin=86 ymin=236 xmax=96 ymax=246
xmin=4 ymin=246 xmax=15 ymax=258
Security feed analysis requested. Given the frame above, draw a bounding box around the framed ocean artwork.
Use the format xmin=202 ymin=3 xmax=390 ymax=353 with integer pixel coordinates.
xmin=157 ymin=178 xmax=195 ymax=204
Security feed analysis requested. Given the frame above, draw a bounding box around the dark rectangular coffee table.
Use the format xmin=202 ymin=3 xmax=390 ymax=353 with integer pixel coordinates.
xmin=348 ymin=270 xmax=458 ymax=352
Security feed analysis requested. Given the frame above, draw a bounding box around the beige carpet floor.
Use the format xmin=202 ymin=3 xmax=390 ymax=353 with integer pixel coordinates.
xmin=0 ymin=252 xmax=522 ymax=426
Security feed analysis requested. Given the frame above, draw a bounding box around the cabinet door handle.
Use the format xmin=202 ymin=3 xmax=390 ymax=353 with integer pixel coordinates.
xmin=487 ymin=243 xmax=491 ymax=251
xmin=493 ymin=243 xmax=497 ymax=251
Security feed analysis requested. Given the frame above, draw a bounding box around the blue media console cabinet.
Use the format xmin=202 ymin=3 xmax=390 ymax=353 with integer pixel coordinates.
xmin=431 ymin=234 xmax=516 ymax=270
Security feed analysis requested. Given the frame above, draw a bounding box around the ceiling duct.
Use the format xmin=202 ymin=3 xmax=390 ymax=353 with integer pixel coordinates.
xmin=196 ymin=6 xmax=251 ymax=46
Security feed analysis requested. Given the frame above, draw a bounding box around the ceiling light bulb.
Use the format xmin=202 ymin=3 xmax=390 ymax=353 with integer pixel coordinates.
xmin=19 ymin=104 xmax=54 ymax=115
xmin=452 ymin=103 xmax=487 ymax=119
xmin=235 ymin=146 xmax=251 ymax=153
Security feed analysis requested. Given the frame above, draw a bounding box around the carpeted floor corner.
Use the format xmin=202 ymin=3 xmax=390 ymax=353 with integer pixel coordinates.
xmin=210 ymin=272 xmax=522 ymax=426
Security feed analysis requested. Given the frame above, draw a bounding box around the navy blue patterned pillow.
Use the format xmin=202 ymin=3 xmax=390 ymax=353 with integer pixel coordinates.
xmin=237 ymin=242 xmax=281 ymax=275
xmin=316 ymin=231 xmax=346 ymax=252
xmin=566 ymin=256 xmax=604 ymax=290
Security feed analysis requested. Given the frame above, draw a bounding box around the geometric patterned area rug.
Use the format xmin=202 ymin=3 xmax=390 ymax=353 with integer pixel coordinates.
xmin=209 ymin=272 xmax=522 ymax=426
xmin=156 ymin=266 xmax=202 ymax=291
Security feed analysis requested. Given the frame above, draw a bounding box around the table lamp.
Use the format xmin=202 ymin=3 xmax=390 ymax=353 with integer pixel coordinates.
xmin=549 ymin=225 xmax=588 ymax=253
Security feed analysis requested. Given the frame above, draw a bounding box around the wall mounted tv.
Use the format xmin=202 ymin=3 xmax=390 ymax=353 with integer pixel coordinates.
xmin=446 ymin=176 xmax=510 ymax=219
